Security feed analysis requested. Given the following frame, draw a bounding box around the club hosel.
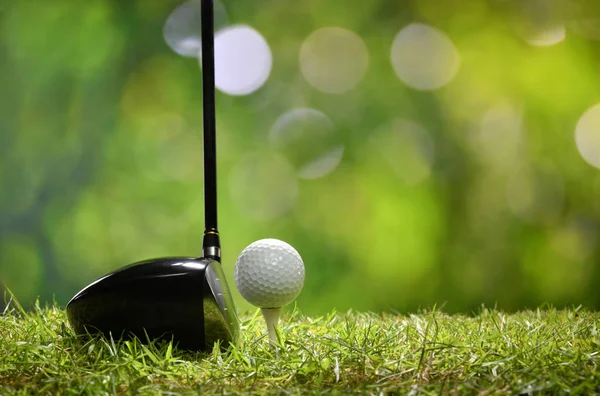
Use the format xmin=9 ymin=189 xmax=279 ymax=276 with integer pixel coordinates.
xmin=202 ymin=230 xmax=221 ymax=261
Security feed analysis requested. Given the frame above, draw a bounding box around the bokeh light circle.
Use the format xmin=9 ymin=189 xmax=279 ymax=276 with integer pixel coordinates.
xmin=506 ymin=167 xmax=564 ymax=225
xmin=522 ymin=24 xmax=565 ymax=47
xmin=472 ymin=101 xmax=523 ymax=169
xmin=511 ymin=0 xmax=566 ymax=47
xmin=229 ymin=153 xmax=298 ymax=220
xmin=299 ymin=27 xmax=369 ymax=94
xmin=369 ymin=119 xmax=435 ymax=185
xmin=163 ymin=0 xmax=228 ymax=57
xmin=205 ymin=25 xmax=272 ymax=96
xmin=576 ymin=103 xmax=600 ymax=169
xmin=270 ymin=108 xmax=344 ymax=179
xmin=157 ymin=130 xmax=204 ymax=182
xmin=391 ymin=23 xmax=460 ymax=90
xmin=550 ymin=219 xmax=597 ymax=262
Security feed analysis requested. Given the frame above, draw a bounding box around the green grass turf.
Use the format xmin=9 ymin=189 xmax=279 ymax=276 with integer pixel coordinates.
xmin=1 ymin=298 xmax=599 ymax=395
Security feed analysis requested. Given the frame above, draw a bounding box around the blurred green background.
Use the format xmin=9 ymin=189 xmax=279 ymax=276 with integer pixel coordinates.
xmin=1 ymin=0 xmax=600 ymax=314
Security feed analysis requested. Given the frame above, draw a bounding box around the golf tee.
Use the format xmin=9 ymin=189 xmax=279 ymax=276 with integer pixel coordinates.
xmin=261 ymin=307 xmax=281 ymax=344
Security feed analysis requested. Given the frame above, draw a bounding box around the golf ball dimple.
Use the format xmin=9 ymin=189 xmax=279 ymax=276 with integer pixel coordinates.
xmin=234 ymin=238 xmax=305 ymax=308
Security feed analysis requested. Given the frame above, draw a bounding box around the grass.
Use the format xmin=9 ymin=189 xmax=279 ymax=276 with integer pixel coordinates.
xmin=0 ymin=298 xmax=599 ymax=395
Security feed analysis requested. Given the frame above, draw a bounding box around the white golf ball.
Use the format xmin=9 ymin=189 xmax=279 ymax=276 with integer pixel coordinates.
xmin=234 ymin=238 xmax=305 ymax=308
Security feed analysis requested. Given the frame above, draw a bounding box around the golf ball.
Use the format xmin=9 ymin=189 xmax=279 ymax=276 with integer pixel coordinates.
xmin=234 ymin=238 xmax=305 ymax=308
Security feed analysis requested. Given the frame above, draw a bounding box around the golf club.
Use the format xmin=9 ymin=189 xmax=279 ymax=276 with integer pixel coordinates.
xmin=66 ymin=0 xmax=239 ymax=351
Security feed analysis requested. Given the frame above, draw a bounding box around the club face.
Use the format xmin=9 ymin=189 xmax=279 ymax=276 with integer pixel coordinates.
xmin=66 ymin=257 xmax=239 ymax=351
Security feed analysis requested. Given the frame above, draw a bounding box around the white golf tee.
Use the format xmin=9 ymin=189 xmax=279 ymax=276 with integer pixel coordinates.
xmin=261 ymin=307 xmax=281 ymax=344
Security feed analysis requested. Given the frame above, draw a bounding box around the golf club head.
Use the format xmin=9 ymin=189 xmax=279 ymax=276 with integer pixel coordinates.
xmin=66 ymin=257 xmax=239 ymax=351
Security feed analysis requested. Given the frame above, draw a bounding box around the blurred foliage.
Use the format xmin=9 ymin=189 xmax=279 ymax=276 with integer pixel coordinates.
xmin=1 ymin=0 xmax=600 ymax=314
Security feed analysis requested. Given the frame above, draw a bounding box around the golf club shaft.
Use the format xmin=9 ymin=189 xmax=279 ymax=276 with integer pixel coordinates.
xmin=201 ymin=0 xmax=220 ymax=260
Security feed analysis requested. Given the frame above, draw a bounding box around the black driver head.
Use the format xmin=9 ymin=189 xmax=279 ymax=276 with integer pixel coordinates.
xmin=66 ymin=257 xmax=239 ymax=351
